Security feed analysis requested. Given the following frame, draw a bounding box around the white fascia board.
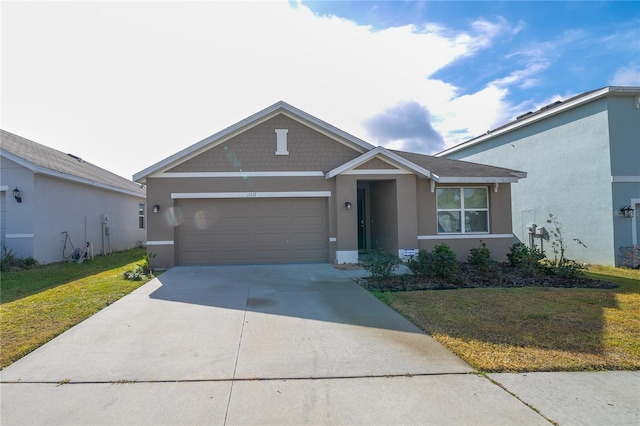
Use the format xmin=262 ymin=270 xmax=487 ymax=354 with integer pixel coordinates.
xmin=0 ymin=150 xmax=38 ymax=172
xmin=171 ymin=191 xmax=331 ymax=199
xmin=134 ymin=101 xmax=375 ymax=183
xmin=2 ymin=150 xmax=144 ymax=198
xmin=436 ymin=87 xmax=618 ymax=158
xmin=418 ymin=233 xmax=513 ymax=240
xmin=156 ymin=171 xmax=325 ymax=178
xmin=436 ymin=176 xmax=519 ymax=184
xmin=326 ymin=147 xmax=433 ymax=179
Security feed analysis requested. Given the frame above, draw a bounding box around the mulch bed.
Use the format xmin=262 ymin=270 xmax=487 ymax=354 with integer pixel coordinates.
xmin=358 ymin=262 xmax=618 ymax=292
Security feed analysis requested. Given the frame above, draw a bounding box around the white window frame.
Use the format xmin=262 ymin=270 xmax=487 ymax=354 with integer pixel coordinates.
xmin=436 ymin=186 xmax=489 ymax=234
xmin=138 ymin=203 xmax=145 ymax=229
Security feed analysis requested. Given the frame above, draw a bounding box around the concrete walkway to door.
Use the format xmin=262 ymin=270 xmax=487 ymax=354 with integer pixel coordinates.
xmin=1 ymin=264 xmax=635 ymax=425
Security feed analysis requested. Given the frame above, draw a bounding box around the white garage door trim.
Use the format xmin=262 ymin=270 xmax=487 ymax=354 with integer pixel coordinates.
xmin=172 ymin=191 xmax=331 ymax=199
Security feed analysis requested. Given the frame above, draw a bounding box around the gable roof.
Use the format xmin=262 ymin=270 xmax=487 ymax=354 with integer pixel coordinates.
xmin=134 ymin=101 xmax=375 ymax=182
xmin=437 ymin=86 xmax=640 ymax=157
xmin=326 ymin=147 xmax=433 ymax=179
xmin=1 ymin=129 xmax=145 ymax=197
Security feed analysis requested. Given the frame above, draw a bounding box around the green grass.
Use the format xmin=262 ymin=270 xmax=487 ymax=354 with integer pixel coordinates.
xmin=376 ymin=266 xmax=640 ymax=372
xmin=0 ymin=249 xmax=153 ymax=369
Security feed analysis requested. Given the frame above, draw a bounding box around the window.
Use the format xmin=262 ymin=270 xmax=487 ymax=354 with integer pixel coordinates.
xmin=138 ymin=203 xmax=145 ymax=229
xmin=436 ymin=187 xmax=488 ymax=233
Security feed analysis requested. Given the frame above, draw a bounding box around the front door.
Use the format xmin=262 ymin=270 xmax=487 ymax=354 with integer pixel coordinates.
xmin=357 ymin=189 xmax=366 ymax=251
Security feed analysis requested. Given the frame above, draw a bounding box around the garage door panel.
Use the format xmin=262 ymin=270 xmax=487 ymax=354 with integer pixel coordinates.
xmin=177 ymin=198 xmax=328 ymax=265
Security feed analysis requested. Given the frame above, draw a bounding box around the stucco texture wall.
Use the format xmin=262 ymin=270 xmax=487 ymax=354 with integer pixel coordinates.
xmin=445 ymin=98 xmax=619 ymax=265
xmin=33 ymin=176 xmax=146 ymax=263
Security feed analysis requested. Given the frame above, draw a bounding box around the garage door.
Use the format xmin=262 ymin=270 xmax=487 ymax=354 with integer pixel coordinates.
xmin=176 ymin=198 xmax=328 ymax=265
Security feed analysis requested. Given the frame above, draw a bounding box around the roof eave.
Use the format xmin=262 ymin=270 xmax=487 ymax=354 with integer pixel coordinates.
xmin=134 ymin=101 xmax=376 ymax=182
xmin=436 ymin=86 xmax=640 ymax=157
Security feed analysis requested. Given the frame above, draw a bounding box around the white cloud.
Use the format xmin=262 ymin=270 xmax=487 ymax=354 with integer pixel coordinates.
xmin=1 ymin=1 xmax=518 ymax=176
xmin=610 ymin=63 xmax=640 ymax=86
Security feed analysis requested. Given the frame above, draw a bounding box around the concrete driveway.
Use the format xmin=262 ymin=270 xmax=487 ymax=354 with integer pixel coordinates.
xmin=0 ymin=264 xmax=588 ymax=424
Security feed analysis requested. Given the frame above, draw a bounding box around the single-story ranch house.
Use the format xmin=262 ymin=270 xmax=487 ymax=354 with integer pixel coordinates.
xmin=1 ymin=130 xmax=147 ymax=264
xmin=134 ymin=102 xmax=526 ymax=268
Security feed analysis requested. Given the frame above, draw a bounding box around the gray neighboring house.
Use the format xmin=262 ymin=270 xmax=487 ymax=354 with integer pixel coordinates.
xmin=134 ymin=101 xmax=525 ymax=268
xmin=438 ymin=86 xmax=640 ymax=267
xmin=0 ymin=130 xmax=147 ymax=264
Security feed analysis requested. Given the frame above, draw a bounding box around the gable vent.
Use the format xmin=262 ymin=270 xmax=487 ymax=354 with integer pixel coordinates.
xmin=275 ymin=129 xmax=289 ymax=155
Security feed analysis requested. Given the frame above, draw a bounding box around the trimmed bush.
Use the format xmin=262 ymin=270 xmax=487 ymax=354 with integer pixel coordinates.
xmin=358 ymin=249 xmax=402 ymax=280
xmin=407 ymin=244 xmax=459 ymax=283
xmin=468 ymin=242 xmax=497 ymax=273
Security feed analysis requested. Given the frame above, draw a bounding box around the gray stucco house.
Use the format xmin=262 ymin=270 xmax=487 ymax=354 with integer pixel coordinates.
xmin=134 ymin=101 xmax=525 ymax=268
xmin=438 ymin=86 xmax=640 ymax=267
xmin=0 ymin=130 xmax=147 ymax=264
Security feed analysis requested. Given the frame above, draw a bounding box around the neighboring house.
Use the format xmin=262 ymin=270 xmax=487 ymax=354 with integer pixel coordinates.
xmin=438 ymin=86 xmax=640 ymax=267
xmin=134 ymin=101 xmax=525 ymax=268
xmin=0 ymin=130 xmax=147 ymax=264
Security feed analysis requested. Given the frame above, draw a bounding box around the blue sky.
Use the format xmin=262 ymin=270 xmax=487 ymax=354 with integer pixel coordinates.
xmin=2 ymin=1 xmax=639 ymax=179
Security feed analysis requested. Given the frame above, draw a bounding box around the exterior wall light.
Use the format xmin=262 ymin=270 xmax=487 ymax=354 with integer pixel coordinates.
xmin=13 ymin=187 xmax=22 ymax=203
xmin=153 ymin=205 xmax=160 ymax=213
xmin=344 ymin=201 xmax=352 ymax=210
xmin=620 ymin=205 xmax=634 ymax=218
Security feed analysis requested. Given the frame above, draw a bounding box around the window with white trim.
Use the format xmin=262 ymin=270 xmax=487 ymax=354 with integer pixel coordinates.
xmin=138 ymin=203 xmax=145 ymax=229
xmin=275 ymin=129 xmax=289 ymax=155
xmin=436 ymin=187 xmax=488 ymax=233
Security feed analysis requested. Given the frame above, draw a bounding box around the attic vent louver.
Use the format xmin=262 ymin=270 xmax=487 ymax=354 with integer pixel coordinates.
xmin=516 ymin=111 xmax=533 ymax=120
xmin=67 ymin=153 xmax=84 ymax=163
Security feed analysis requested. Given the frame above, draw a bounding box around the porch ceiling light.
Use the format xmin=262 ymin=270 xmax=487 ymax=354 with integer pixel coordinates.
xmin=620 ymin=205 xmax=634 ymax=218
xmin=13 ymin=187 xmax=22 ymax=203
xmin=344 ymin=201 xmax=352 ymax=210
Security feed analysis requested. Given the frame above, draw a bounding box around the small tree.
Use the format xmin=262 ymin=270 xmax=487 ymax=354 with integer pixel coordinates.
xmin=544 ymin=214 xmax=587 ymax=278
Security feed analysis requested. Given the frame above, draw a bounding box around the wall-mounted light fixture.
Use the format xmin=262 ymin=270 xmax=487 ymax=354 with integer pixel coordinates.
xmin=153 ymin=205 xmax=160 ymax=213
xmin=620 ymin=205 xmax=634 ymax=218
xmin=13 ymin=187 xmax=22 ymax=203
xmin=344 ymin=201 xmax=352 ymax=210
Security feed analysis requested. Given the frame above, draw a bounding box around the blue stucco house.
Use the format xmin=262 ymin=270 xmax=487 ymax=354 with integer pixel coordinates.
xmin=438 ymin=86 xmax=640 ymax=267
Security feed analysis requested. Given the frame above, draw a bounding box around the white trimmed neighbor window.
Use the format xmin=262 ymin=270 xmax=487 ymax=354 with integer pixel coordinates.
xmin=138 ymin=203 xmax=145 ymax=229
xmin=436 ymin=187 xmax=489 ymax=233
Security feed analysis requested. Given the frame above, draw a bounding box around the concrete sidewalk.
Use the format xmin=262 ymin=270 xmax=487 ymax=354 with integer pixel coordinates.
xmin=1 ymin=264 xmax=638 ymax=425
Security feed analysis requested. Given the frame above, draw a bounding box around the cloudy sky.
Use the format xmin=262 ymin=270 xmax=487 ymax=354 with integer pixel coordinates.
xmin=2 ymin=1 xmax=639 ymax=180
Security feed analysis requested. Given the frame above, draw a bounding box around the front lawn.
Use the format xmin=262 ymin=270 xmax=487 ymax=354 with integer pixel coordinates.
xmin=0 ymin=249 xmax=153 ymax=369
xmin=374 ymin=266 xmax=640 ymax=372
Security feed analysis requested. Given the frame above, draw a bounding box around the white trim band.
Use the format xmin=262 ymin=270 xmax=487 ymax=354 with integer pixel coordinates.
xmin=343 ymin=169 xmax=412 ymax=175
xmin=157 ymin=171 xmax=325 ymax=178
xmin=418 ymin=233 xmax=513 ymax=240
xmin=329 ymin=237 xmax=337 ymax=242
xmin=611 ymin=176 xmax=640 ymax=183
xmin=336 ymin=250 xmax=359 ymax=264
xmin=146 ymin=240 xmax=175 ymax=246
xmin=172 ymin=191 xmax=331 ymax=199
xmin=0 ymin=186 xmax=8 ymax=191
xmin=5 ymin=234 xmax=34 ymax=238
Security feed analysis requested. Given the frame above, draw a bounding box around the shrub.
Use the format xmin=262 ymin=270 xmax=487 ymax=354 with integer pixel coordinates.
xmin=619 ymin=245 xmax=640 ymax=269
xmin=407 ymin=250 xmax=436 ymax=278
xmin=122 ymin=253 xmax=156 ymax=281
xmin=432 ymin=244 xmax=459 ymax=281
xmin=407 ymin=244 xmax=459 ymax=283
xmin=358 ymin=249 xmax=402 ymax=280
xmin=1 ymin=244 xmax=15 ymax=272
xmin=468 ymin=242 xmax=497 ymax=273
xmin=507 ymin=243 xmax=546 ymax=275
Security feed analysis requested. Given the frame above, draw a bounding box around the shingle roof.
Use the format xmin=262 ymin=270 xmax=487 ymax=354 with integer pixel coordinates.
xmin=1 ymin=129 xmax=145 ymax=196
xmin=391 ymin=149 xmax=526 ymax=180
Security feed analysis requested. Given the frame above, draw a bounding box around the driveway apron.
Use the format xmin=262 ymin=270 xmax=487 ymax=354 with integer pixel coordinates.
xmin=1 ymin=264 xmax=551 ymax=425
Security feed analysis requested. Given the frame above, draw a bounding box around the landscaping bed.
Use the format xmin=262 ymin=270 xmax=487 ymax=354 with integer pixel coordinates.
xmin=358 ymin=262 xmax=618 ymax=292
